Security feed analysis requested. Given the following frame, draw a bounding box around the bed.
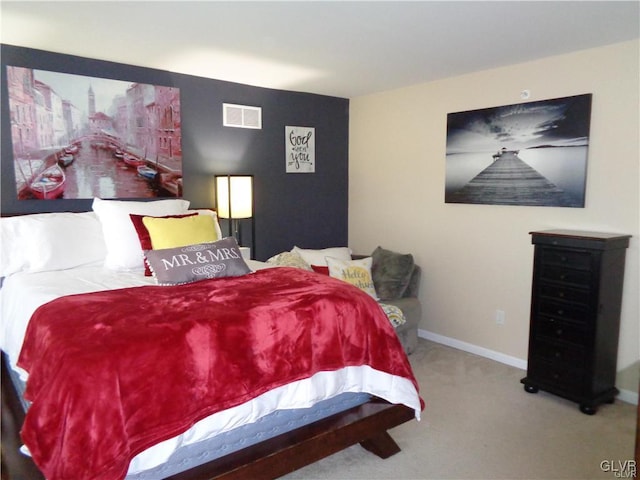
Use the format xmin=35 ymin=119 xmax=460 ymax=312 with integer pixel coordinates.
xmin=0 ymin=198 xmax=423 ymax=480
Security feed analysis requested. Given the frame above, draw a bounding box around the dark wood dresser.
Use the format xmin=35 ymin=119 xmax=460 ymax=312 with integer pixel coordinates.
xmin=521 ymin=230 xmax=631 ymax=415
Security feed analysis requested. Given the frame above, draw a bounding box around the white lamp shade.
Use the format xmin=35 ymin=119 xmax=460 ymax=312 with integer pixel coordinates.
xmin=216 ymin=176 xmax=253 ymax=219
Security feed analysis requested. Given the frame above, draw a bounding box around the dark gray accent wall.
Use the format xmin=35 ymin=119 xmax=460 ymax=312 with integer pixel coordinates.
xmin=1 ymin=44 xmax=349 ymax=260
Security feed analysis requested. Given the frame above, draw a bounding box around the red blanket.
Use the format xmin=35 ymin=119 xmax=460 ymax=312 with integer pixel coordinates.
xmin=18 ymin=267 xmax=420 ymax=480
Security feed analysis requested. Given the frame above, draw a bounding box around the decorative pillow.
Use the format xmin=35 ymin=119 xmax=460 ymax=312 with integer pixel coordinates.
xmin=311 ymin=265 xmax=330 ymax=275
xmin=326 ymin=256 xmax=378 ymax=300
xmin=292 ymin=246 xmax=352 ymax=267
xmin=142 ymin=214 xmax=219 ymax=249
xmin=92 ymin=197 xmax=190 ymax=271
xmin=371 ymin=246 xmax=415 ymax=301
xmin=1 ymin=212 xmax=107 ymax=276
xmin=131 ymin=210 xmax=224 ymax=275
xmin=187 ymin=209 xmax=224 ymax=240
xmin=266 ymin=251 xmax=312 ymax=270
xmin=130 ymin=213 xmax=197 ymax=276
xmin=130 ymin=212 xmax=196 ymax=246
xmin=379 ymin=303 xmax=407 ymax=328
xmin=144 ymin=237 xmax=251 ymax=285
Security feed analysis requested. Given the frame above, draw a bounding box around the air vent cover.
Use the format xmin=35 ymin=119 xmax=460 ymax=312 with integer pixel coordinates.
xmin=223 ymin=103 xmax=262 ymax=129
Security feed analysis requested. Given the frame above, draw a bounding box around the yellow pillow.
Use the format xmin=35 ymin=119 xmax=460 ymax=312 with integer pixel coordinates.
xmin=142 ymin=214 xmax=219 ymax=250
xmin=326 ymin=256 xmax=378 ymax=300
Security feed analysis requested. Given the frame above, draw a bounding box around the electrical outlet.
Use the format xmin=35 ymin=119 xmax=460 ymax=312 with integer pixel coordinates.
xmin=495 ymin=309 xmax=505 ymax=325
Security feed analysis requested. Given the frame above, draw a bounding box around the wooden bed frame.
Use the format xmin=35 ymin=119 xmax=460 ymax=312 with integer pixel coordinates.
xmin=1 ymin=353 xmax=415 ymax=480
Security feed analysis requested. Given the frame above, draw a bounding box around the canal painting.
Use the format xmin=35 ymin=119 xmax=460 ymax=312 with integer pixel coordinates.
xmin=6 ymin=66 xmax=182 ymax=200
xmin=445 ymin=94 xmax=592 ymax=207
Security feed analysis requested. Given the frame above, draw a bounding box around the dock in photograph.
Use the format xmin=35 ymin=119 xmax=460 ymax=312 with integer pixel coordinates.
xmin=446 ymin=151 xmax=581 ymax=207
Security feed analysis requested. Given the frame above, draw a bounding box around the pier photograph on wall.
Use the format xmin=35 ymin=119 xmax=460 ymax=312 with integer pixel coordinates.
xmin=444 ymin=94 xmax=592 ymax=207
xmin=6 ymin=66 xmax=182 ymax=200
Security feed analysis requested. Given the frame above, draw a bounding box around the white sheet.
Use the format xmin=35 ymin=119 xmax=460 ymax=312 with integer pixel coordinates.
xmin=0 ymin=263 xmax=421 ymax=475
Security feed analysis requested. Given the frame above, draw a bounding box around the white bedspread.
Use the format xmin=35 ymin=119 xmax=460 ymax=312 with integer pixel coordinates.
xmin=0 ymin=263 xmax=421 ymax=475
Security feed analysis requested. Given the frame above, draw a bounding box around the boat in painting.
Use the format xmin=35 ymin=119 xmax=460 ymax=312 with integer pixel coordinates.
xmin=58 ymin=153 xmax=74 ymax=168
xmin=64 ymin=144 xmax=79 ymax=155
xmin=137 ymin=165 xmax=158 ymax=180
xmin=123 ymin=154 xmax=145 ymax=168
xmin=29 ymin=164 xmax=66 ymax=199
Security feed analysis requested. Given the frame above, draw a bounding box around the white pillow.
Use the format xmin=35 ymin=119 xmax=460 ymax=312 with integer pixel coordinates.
xmin=292 ymin=246 xmax=352 ymax=267
xmin=0 ymin=212 xmax=107 ymax=277
xmin=92 ymin=197 xmax=190 ymax=271
xmin=1 ymin=217 xmax=27 ymax=277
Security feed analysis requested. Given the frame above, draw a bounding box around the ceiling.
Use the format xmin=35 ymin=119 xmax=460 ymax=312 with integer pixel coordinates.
xmin=1 ymin=1 xmax=639 ymax=98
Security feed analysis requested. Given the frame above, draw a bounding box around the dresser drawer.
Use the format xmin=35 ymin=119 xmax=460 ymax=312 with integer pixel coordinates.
xmin=531 ymin=338 xmax=586 ymax=367
xmin=539 ymin=284 xmax=591 ymax=305
xmin=540 ymin=248 xmax=592 ymax=270
xmin=538 ymin=300 xmax=591 ymax=323
xmin=535 ymin=316 xmax=587 ymax=345
xmin=538 ymin=265 xmax=592 ymax=286
xmin=527 ymin=359 xmax=585 ymax=392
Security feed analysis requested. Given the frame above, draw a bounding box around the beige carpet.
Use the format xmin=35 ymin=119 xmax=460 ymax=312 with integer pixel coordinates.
xmin=283 ymin=339 xmax=636 ymax=480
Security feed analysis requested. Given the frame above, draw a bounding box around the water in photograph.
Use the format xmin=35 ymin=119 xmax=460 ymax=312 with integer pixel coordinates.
xmin=444 ymin=152 xmax=494 ymax=195
xmin=518 ymin=146 xmax=588 ymax=203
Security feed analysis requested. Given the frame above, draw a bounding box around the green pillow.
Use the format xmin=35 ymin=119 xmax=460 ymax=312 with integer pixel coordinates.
xmin=371 ymin=246 xmax=415 ymax=301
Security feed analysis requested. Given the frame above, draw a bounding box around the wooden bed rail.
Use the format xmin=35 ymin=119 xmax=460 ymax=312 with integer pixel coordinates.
xmin=166 ymin=399 xmax=413 ymax=480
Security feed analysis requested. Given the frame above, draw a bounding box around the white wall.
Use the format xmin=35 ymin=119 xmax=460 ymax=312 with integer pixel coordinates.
xmin=349 ymin=40 xmax=639 ymax=393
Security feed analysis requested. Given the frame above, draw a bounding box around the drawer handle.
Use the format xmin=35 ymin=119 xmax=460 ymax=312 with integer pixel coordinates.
xmin=557 ymin=309 xmax=564 ymax=315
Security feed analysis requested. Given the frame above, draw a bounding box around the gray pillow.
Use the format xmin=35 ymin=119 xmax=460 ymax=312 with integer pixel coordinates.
xmin=144 ymin=237 xmax=251 ymax=285
xmin=371 ymin=246 xmax=415 ymax=301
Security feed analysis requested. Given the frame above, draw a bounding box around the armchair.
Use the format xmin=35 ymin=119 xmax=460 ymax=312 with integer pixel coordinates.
xmin=354 ymin=247 xmax=422 ymax=355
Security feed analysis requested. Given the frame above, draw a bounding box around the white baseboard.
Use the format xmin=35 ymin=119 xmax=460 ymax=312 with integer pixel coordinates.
xmin=618 ymin=388 xmax=639 ymax=406
xmin=418 ymin=328 xmax=638 ymax=406
xmin=418 ymin=328 xmax=528 ymax=370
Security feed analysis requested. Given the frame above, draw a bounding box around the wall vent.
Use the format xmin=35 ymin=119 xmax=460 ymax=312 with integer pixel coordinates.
xmin=223 ymin=103 xmax=262 ymax=129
